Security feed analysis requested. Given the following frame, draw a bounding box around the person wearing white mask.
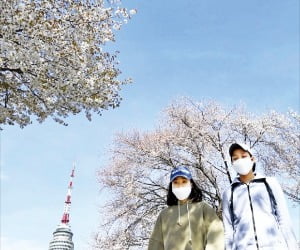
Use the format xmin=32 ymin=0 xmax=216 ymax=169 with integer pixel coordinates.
xmin=222 ymin=143 xmax=297 ymax=250
xmin=148 ymin=166 xmax=224 ymax=250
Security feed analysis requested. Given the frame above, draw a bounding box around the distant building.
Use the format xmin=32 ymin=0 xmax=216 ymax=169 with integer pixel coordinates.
xmin=49 ymin=166 xmax=75 ymax=250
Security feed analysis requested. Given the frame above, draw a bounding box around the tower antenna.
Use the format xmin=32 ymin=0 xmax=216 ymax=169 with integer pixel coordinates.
xmin=61 ymin=163 xmax=75 ymax=224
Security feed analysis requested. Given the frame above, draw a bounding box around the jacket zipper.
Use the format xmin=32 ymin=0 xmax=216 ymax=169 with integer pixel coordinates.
xmin=247 ymin=184 xmax=259 ymax=250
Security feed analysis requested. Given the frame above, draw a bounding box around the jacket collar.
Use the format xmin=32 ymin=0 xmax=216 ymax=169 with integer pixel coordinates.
xmin=231 ymin=172 xmax=266 ymax=186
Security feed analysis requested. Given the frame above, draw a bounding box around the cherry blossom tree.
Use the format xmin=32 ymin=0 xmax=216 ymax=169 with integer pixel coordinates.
xmin=94 ymin=98 xmax=299 ymax=249
xmin=0 ymin=0 xmax=136 ymax=128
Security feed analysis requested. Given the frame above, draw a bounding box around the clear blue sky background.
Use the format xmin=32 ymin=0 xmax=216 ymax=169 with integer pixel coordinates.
xmin=1 ymin=0 xmax=299 ymax=249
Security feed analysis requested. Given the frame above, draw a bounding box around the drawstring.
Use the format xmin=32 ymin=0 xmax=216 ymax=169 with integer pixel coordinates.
xmin=177 ymin=201 xmax=181 ymax=225
xmin=187 ymin=202 xmax=192 ymax=244
xmin=177 ymin=201 xmax=192 ymax=245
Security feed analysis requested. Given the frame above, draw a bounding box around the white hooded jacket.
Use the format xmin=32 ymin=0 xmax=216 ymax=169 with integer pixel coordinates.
xmin=222 ymin=173 xmax=297 ymax=250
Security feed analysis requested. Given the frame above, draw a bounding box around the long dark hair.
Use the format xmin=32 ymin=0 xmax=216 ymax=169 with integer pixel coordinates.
xmin=166 ymin=179 xmax=203 ymax=206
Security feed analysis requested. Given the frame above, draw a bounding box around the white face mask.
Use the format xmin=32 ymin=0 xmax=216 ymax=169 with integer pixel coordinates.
xmin=232 ymin=157 xmax=254 ymax=175
xmin=172 ymin=185 xmax=192 ymax=200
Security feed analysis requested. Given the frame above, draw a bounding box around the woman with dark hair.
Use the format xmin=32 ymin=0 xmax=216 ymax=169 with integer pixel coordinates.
xmin=148 ymin=166 xmax=224 ymax=250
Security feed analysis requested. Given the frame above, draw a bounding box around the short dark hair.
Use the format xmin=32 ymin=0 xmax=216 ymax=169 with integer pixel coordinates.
xmin=166 ymin=179 xmax=203 ymax=206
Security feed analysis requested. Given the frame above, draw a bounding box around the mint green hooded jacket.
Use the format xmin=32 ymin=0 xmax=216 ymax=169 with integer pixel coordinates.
xmin=148 ymin=201 xmax=224 ymax=250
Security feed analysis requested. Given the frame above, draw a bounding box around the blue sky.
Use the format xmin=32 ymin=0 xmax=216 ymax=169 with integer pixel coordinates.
xmin=1 ymin=0 xmax=299 ymax=249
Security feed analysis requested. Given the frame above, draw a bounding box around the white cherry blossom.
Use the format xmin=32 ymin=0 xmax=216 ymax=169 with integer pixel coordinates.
xmin=95 ymin=98 xmax=299 ymax=249
xmin=0 ymin=0 xmax=135 ymax=128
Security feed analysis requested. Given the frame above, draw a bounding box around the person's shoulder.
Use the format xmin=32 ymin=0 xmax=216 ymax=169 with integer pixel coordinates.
xmin=195 ymin=201 xmax=215 ymax=212
xmin=195 ymin=201 xmax=220 ymax=220
xmin=159 ymin=205 xmax=176 ymax=217
xmin=265 ymin=176 xmax=281 ymax=189
xmin=201 ymin=201 xmax=212 ymax=208
xmin=265 ymin=176 xmax=277 ymax=182
xmin=222 ymin=185 xmax=233 ymax=200
xmin=191 ymin=200 xmax=206 ymax=207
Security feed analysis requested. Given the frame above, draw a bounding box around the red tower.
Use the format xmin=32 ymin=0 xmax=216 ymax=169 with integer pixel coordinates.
xmin=61 ymin=166 xmax=75 ymax=224
xmin=49 ymin=165 xmax=75 ymax=250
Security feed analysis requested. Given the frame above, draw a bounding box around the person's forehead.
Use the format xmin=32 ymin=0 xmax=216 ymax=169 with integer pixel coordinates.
xmin=173 ymin=176 xmax=189 ymax=181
